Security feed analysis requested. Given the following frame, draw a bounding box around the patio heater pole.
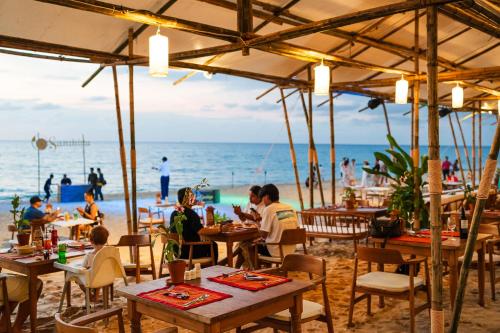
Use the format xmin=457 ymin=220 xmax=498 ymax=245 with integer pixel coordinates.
xmin=128 ymin=28 xmax=138 ymax=233
xmin=279 ymin=88 xmax=304 ymax=211
xmin=300 ymin=91 xmax=325 ymax=207
xmin=329 ymin=88 xmax=335 ymax=206
xmin=412 ymin=9 xmax=421 ymax=230
xmin=307 ymin=67 xmax=314 ymax=208
xmin=450 ymin=121 xmax=500 ymax=332
xmin=112 ymin=65 xmax=132 ymax=236
xmin=426 ymin=7 xmax=444 ymax=333
xmin=448 ymin=115 xmax=467 ymax=188
xmin=454 ymin=110 xmax=473 ymax=176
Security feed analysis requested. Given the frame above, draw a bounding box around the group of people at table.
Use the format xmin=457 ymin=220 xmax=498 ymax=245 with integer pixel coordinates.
xmin=0 ymin=184 xmax=297 ymax=332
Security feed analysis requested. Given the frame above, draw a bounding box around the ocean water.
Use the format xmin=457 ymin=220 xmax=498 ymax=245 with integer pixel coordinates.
xmin=0 ymin=140 xmax=491 ymax=200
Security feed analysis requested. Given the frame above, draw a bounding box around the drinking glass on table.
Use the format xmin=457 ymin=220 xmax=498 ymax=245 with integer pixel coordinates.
xmin=407 ymin=213 xmax=416 ymax=235
xmin=447 ymin=217 xmax=457 ymax=240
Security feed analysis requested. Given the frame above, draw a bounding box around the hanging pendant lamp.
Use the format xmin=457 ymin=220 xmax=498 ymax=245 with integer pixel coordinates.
xmin=314 ymin=59 xmax=330 ymax=96
xmin=451 ymin=83 xmax=463 ymax=108
xmin=395 ymin=75 xmax=408 ymax=104
xmin=149 ymin=26 xmax=169 ymax=77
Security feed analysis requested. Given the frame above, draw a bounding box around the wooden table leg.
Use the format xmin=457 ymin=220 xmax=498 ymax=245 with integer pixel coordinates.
xmin=66 ymin=279 xmax=72 ymax=308
xmin=290 ymin=294 xmax=303 ymax=333
xmin=28 ymin=273 xmax=38 ymax=333
xmin=204 ymin=322 xmax=221 ymax=333
xmin=128 ymin=300 xmax=142 ymax=333
xmin=227 ymin=241 xmax=234 ymax=268
xmin=477 ymin=244 xmax=486 ymax=307
xmin=448 ymin=252 xmax=458 ymax=310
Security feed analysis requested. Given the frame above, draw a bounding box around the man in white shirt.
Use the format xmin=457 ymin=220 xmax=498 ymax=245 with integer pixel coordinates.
xmin=258 ymin=184 xmax=298 ymax=258
xmin=233 ymin=185 xmax=265 ymax=224
xmin=158 ymin=156 xmax=170 ymax=202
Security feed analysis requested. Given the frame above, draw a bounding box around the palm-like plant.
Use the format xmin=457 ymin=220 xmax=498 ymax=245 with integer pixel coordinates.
xmin=363 ymin=135 xmax=429 ymax=227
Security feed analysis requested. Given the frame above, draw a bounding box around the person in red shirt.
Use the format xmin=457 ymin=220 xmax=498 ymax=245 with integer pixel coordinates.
xmin=447 ymin=171 xmax=459 ymax=182
xmin=442 ymin=156 xmax=452 ymax=180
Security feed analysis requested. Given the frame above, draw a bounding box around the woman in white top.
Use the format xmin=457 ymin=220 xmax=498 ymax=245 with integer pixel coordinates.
xmin=360 ymin=160 xmax=371 ymax=187
xmin=341 ymin=159 xmax=351 ymax=187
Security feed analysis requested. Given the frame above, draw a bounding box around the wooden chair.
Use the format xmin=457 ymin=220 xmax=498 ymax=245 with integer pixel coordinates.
xmin=115 ymin=234 xmax=157 ymax=283
xmin=348 ymin=247 xmax=430 ymax=333
xmin=237 ymin=254 xmax=333 ymax=333
xmin=356 ymin=199 xmax=370 ymax=207
xmin=55 ymin=307 xmax=125 ymax=333
xmin=7 ymin=224 xmax=17 ymax=240
xmin=138 ymin=207 xmax=165 ymax=233
xmin=0 ymin=275 xmax=13 ymax=333
xmin=158 ymin=233 xmax=215 ymax=276
xmin=459 ymin=223 xmax=500 ymax=300
xmin=257 ymin=228 xmax=308 ymax=268
xmin=299 ymin=211 xmax=370 ymax=251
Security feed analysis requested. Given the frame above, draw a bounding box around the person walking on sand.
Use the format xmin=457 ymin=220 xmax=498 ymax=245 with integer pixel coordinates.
xmin=442 ymin=156 xmax=452 ymax=180
xmin=43 ymin=174 xmax=54 ymax=202
xmin=95 ymin=168 xmax=106 ymax=201
xmin=154 ymin=157 xmax=170 ymax=202
xmin=87 ymin=168 xmax=98 ymax=196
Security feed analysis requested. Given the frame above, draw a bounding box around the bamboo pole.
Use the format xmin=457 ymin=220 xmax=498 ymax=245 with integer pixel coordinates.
xmin=450 ymin=121 xmax=500 ymax=332
xmin=307 ymin=68 xmax=314 ymax=208
xmin=381 ymin=101 xmax=393 ymax=149
xmin=329 ymin=89 xmax=335 ymax=205
xmin=412 ymin=9 xmax=421 ymax=230
xmin=112 ymin=66 xmax=132 ymax=236
xmin=479 ymin=110 xmax=482 ymax=180
xmin=426 ymin=7 xmax=444 ymax=333
xmin=472 ymin=108 xmax=476 ymax=188
xmin=448 ymin=115 xmax=467 ymax=187
xmin=279 ymin=88 xmax=304 ymax=211
xmin=299 ymin=92 xmax=325 ymax=206
xmin=454 ymin=110 xmax=473 ymax=175
xmin=128 ymin=29 xmax=138 ymax=233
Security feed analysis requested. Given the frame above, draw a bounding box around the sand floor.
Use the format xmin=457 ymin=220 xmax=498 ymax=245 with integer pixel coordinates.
xmin=0 ymin=184 xmax=498 ymax=332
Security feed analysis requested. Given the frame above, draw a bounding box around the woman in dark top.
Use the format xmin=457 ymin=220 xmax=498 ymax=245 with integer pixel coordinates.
xmin=170 ymin=187 xmax=218 ymax=262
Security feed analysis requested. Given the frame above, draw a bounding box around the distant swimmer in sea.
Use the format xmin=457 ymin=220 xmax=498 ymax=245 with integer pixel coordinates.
xmin=152 ymin=156 xmax=170 ymax=203
xmin=61 ymin=174 xmax=72 ymax=186
xmin=43 ymin=174 xmax=54 ymax=202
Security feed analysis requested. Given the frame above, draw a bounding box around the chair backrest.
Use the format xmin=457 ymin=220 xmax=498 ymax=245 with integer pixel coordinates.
xmin=479 ymin=223 xmax=500 ymax=236
xmin=356 ymin=199 xmax=370 ymax=207
xmin=88 ymin=247 xmax=126 ymax=288
xmin=161 ymin=233 xmax=180 ymax=243
xmin=298 ymin=211 xmax=370 ymax=235
xmin=138 ymin=207 xmax=149 ymax=215
xmin=281 ymin=253 xmax=325 ymax=279
xmin=115 ymin=234 xmax=151 ymax=247
xmin=356 ymin=246 xmax=404 ymax=265
xmin=279 ymin=228 xmax=307 ymax=245
xmin=55 ymin=313 xmax=96 ymax=333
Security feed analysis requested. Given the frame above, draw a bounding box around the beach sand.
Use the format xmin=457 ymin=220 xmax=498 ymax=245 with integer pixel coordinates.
xmin=0 ymin=184 xmax=498 ymax=332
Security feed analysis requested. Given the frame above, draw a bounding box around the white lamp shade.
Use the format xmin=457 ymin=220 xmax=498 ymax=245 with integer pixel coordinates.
xmin=452 ymin=84 xmax=463 ymax=108
xmin=149 ymin=32 xmax=169 ymax=77
xmin=395 ymin=77 xmax=408 ymax=104
xmin=314 ymin=63 xmax=330 ymax=96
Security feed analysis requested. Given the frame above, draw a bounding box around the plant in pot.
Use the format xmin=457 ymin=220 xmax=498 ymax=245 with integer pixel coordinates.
xmin=10 ymin=195 xmax=30 ymax=246
xmin=463 ymin=185 xmax=476 ymax=212
xmin=363 ymin=134 xmax=429 ymax=229
xmin=342 ymin=187 xmax=356 ymax=209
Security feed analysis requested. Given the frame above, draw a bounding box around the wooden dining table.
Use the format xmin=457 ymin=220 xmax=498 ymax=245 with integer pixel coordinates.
xmin=202 ymin=228 xmax=260 ymax=267
xmin=117 ymin=265 xmax=314 ymax=333
xmin=306 ymin=207 xmax=388 ymax=219
xmin=0 ymin=249 xmax=86 ymax=332
xmin=371 ymin=233 xmax=491 ymax=309
xmin=444 ymin=210 xmax=500 ymax=225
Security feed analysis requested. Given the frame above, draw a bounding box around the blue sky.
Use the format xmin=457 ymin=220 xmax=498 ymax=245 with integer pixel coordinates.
xmin=0 ymin=53 xmax=495 ymax=146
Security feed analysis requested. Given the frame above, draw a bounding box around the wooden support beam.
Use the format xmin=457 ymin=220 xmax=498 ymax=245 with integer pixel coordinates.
xmin=237 ymin=0 xmax=253 ymax=55
xmin=448 ymin=114 xmax=467 ymax=187
xmin=412 ymin=9 xmax=421 ymax=230
xmin=307 ymin=67 xmax=314 ymax=209
xmin=472 ymin=107 xmax=477 ymax=187
xmin=279 ymin=88 xmax=304 ymax=211
xmin=426 ymin=7 xmax=444 ymax=333
xmin=479 ymin=110 xmax=483 ymax=180
xmin=329 ymin=89 xmax=336 ymax=205
xmin=439 ymin=3 xmax=500 ymax=38
xmin=111 ymin=66 xmax=133 ymax=236
xmin=0 ymin=48 xmax=92 ymax=63
xmin=128 ymin=29 xmax=138 ymax=233
xmin=82 ymin=0 xmax=179 ymax=87
xmin=454 ymin=110 xmax=473 ymax=175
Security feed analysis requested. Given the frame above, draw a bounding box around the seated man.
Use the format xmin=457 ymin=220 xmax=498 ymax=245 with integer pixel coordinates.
xmin=170 ymin=188 xmax=218 ymax=263
xmin=257 ymin=184 xmax=298 ymax=258
xmin=23 ymin=196 xmax=58 ymax=230
xmin=233 ymin=185 xmax=265 ymax=224
xmin=0 ymin=274 xmax=42 ymax=333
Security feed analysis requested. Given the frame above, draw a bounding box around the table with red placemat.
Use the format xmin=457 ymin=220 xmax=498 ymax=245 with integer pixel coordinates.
xmin=117 ymin=265 xmax=314 ymax=333
xmin=371 ymin=232 xmax=492 ymax=309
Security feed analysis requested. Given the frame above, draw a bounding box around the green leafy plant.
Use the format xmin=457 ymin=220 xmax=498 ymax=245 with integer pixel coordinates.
xmin=342 ymin=187 xmax=356 ymax=200
xmin=213 ymin=212 xmax=230 ymax=224
xmin=10 ymin=195 xmax=29 ymax=233
xmin=363 ymin=135 xmax=429 ymax=226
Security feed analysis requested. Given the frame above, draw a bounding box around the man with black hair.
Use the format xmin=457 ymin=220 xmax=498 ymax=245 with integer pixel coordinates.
xmin=233 ymin=185 xmax=265 ymax=223
xmin=23 ymin=196 xmax=58 ymax=229
xmin=257 ymin=184 xmax=298 ymax=258
xmin=87 ymin=168 xmax=98 ymax=196
xmin=43 ymin=174 xmax=54 ymax=202
xmin=61 ymin=174 xmax=72 ymax=186
xmin=154 ymin=156 xmax=170 ymax=202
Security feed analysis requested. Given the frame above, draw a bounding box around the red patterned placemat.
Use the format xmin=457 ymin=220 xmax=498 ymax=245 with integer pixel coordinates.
xmin=208 ymin=271 xmax=291 ymax=291
xmin=392 ymin=235 xmax=448 ymax=244
xmin=137 ymin=283 xmax=232 ymax=310
xmin=419 ymin=229 xmax=459 ymax=237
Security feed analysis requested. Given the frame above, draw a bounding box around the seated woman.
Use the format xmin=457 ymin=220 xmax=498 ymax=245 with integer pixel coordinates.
xmin=0 ymin=275 xmax=42 ymax=333
xmin=170 ymin=187 xmax=218 ymax=263
xmin=76 ymin=191 xmax=102 ymax=239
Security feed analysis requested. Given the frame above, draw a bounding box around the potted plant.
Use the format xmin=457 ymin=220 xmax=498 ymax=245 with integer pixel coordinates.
xmin=10 ymin=195 xmax=30 ymax=246
xmin=463 ymin=185 xmax=476 ymax=212
xmin=342 ymin=187 xmax=356 ymax=209
xmin=363 ymin=135 xmax=429 ymax=229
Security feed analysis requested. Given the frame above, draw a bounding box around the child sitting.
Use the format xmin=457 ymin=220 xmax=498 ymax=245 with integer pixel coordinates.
xmin=79 ymin=226 xmax=109 ymax=301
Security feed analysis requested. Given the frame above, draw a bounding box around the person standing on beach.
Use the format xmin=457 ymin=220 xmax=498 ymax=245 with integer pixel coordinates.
xmin=155 ymin=157 xmax=170 ymax=202
xmin=61 ymin=174 xmax=72 ymax=186
xmin=442 ymin=156 xmax=451 ymax=180
xmin=350 ymin=159 xmax=357 ymax=185
xmin=43 ymin=174 xmax=53 ymax=202
xmin=87 ymin=168 xmax=98 ymax=196
xmin=95 ymin=168 xmax=105 ymax=201
xmin=361 ymin=161 xmax=371 ymax=187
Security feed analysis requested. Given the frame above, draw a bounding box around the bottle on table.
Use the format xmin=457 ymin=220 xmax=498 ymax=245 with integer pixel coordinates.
xmin=58 ymin=243 xmax=67 ymax=264
xmin=460 ymin=207 xmax=468 ymax=240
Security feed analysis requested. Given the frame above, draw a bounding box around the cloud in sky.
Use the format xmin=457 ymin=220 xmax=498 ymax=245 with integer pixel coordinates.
xmin=0 ymin=53 xmax=494 ymax=146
